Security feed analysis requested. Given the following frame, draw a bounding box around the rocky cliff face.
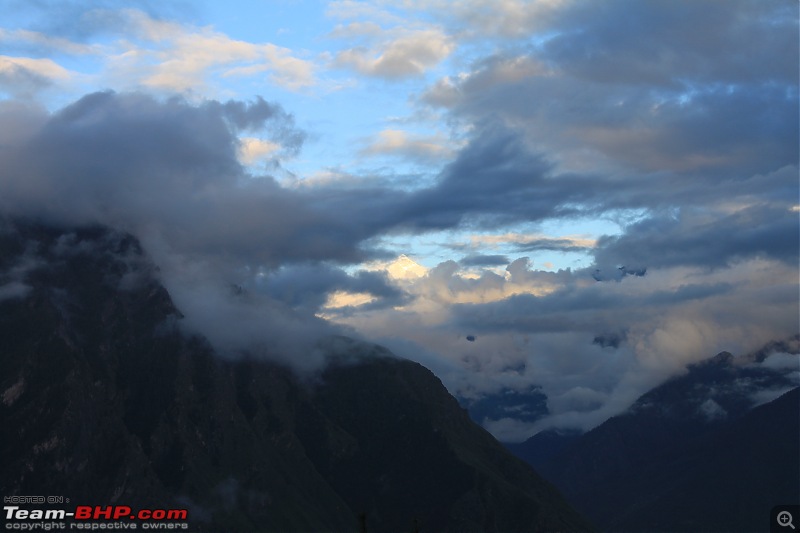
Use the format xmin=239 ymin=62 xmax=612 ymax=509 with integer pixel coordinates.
xmin=0 ymin=218 xmax=590 ymax=532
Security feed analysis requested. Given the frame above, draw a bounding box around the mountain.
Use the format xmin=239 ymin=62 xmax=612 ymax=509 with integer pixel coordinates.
xmin=0 ymin=218 xmax=590 ymax=532
xmin=505 ymin=429 xmax=581 ymax=470
xmin=519 ymin=344 xmax=800 ymax=532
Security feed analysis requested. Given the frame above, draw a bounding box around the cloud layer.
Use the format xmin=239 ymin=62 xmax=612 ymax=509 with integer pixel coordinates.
xmin=0 ymin=0 xmax=797 ymax=440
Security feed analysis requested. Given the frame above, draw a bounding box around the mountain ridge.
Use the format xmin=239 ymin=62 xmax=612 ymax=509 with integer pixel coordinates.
xmin=510 ymin=339 xmax=800 ymax=532
xmin=0 ymin=218 xmax=590 ymax=532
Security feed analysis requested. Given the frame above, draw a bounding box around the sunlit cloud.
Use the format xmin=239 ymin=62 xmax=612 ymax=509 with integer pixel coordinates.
xmin=334 ymin=28 xmax=454 ymax=79
xmin=322 ymin=290 xmax=377 ymax=309
xmin=238 ymin=137 xmax=281 ymax=166
xmin=467 ymin=232 xmax=596 ymax=251
xmin=0 ymin=56 xmax=74 ymax=82
xmin=105 ymin=9 xmax=316 ymax=92
xmin=360 ymin=128 xmax=454 ymax=162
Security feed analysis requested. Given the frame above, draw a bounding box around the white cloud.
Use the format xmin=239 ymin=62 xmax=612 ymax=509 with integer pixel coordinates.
xmin=0 ymin=56 xmax=74 ymax=83
xmin=238 ymin=137 xmax=281 ymax=166
xmin=360 ymin=128 xmax=454 ymax=162
xmin=322 ymin=290 xmax=377 ymax=310
xmin=374 ymin=255 xmax=429 ymax=281
xmin=467 ymin=232 xmax=596 ymax=250
xmin=335 ymin=28 xmax=454 ymax=79
xmin=107 ymin=9 xmax=316 ymax=92
xmin=758 ymin=352 xmax=800 ymax=372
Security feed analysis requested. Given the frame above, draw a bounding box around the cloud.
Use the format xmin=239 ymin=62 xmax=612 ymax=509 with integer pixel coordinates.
xmin=359 ymin=129 xmax=454 ymax=162
xmin=328 ymin=249 xmax=798 ymax=436
xmin=390 ymin=122 xmax=589 ymax=231
xmin=261 ymin=262 xmax=405 ymax=315
xmin=413 ymin=0 xmax=568 ymax=39
xmin=0 ymin=28 xmax=97 ymax=56
xmin=334 ymin=28 xmax=454 ymax=79
xmin=0 ymin=0 xmax=796 ymax=439
xmin=758 ymin=352 xmax=800 ymax=372
xmin=109 ymin=9 xmax=316 ymax=92
xmin=238 ymin=137 xmax=280 ymax=166
xmin=459 ymin=254 xmax=509 ymax=267
xmin=594 ymin=202 xmax=800 ymax=271
xmin=0 ymin=7 xmax=316 ymax=94
xmin=0 ymin=56 xmax=75 ymax=97
xmin=420 ymin=1 xmax=798 ymax=178
xmin=326 ymin=1 xmax=405 ymax=25
xmin=0 ymin=242 xmax=36 ymax=301
xmin=4 ymin=0 xmax=194 ymax=32
xmin=0 ymin=281 xmax=30 ymax=301
xmin=541 ymin=0 xmax=797 ymax=87
xmin=1 ymin=85 xmax=795 ymax=434
xmin=0 ymin=91 xmax=359 ymax=368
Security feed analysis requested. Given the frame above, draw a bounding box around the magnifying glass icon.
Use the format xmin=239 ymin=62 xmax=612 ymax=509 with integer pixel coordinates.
xmin=778 ymin=511 xmax=796 ymax=529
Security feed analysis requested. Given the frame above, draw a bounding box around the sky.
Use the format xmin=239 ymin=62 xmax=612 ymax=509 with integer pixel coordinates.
xmin=0 ymin=0 xmax=798 ymax=440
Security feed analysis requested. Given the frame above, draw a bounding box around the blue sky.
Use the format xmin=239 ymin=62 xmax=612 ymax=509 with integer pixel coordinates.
xmin=1 ymin=0 xmax=798 ymax=439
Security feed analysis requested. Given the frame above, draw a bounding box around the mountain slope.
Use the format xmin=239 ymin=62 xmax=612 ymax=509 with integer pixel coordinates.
xmin=309 ymin=350 xmax=587 ymax=532
xmin=0 ymin=221 xmax=355 ymax=531
xmin=0 ymin=218 xmax=590 ymax=532
xmin=533 ymin=347 xmax=800 ymax=532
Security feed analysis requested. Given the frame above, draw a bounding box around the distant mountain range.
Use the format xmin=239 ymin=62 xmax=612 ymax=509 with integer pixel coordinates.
xmin=0 ymin=218 xmax=590 ymax=532
xmin=507 ymin=340 xmax=800 ymax=532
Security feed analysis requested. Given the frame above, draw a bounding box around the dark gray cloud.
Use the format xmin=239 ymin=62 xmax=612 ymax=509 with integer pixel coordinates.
xmin=544 ymin=0 xmax=797 ymax=87
xmin=217 ymin=98 xmax=307 ymax=156
xmin=0 ymin=91 xmax=362 ymax=368
xmin=593 ymin=332 xmax=625 ymax=349
xmin=261 ymin=263 xmax=406 ymax=313
xmin=424 ymin=1 xmax=798 ymax=180
xmin=398 ymin=123 xmax=583 ymax=230
xmin=448 ymin=278 xmax=742 ymax=337
xmin=459 ymin=254 xmax=509 ymax=267
xmin=0 ymin=91 xmax=348 ymax=265
xmin=511 ymin=237 xmax=593 ymax=253
xmin=594 ymin=203 xmax=800 ymax=271
xmin=409 ymin=0 xmax=799 ymax=282
xmin=8 ymin=87 xmax=785 ymax=295
xmin=0 ymin=62 xmax=54 ymax=98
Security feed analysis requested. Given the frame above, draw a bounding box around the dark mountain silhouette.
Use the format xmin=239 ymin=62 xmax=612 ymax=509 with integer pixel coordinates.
xmin=505 ymin=429 xmax=581 ymax=470
xmin=0 ymin=218 xmax=590 ymax=532
xmin=513 ymin=344 xmax=800 ymax=532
